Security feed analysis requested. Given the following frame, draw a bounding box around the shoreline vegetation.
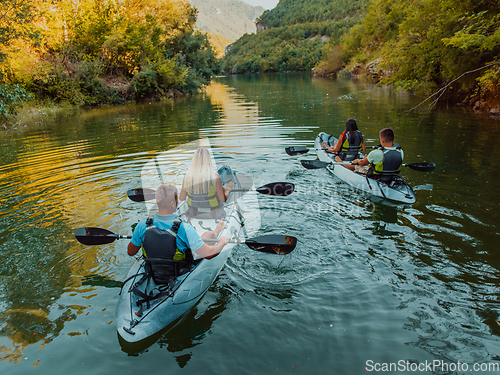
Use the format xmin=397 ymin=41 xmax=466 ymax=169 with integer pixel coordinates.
xmin=0 ymin=0 xmax=221 ymax=129
xmin=2 ymin=0 xmax=500 ymax=130
xmin=222 ymin=0 xmax=500 ymax=116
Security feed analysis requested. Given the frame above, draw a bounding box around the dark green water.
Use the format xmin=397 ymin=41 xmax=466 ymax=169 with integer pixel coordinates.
xmin=1 ymin=73 xmax=499 ymax=374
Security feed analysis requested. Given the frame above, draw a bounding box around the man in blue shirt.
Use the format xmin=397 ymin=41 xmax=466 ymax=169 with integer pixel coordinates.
xmin=127 ymin=184 xmax=229 ymax=260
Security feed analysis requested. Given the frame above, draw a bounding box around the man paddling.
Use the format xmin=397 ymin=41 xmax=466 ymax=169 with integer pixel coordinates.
xmin=339 ymin=128 xmax=404 ymax=181
xmin=127 ymin=184 xmax=230 ymax=261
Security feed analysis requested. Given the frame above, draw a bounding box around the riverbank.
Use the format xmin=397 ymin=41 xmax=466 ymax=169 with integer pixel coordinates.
xmin=1 ymin=90 xmax=184 ymax=131
xmin=314 ymin=60 xmax=500 ymax=119
xmin=1 ymin=103 xmax=70 ymax=131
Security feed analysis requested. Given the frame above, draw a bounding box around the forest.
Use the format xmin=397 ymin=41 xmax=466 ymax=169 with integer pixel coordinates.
xmin=0 ymin=0 xmax=221 ymax=124
xmin=224 ymin=0 xmax=500 ymax=109
xmin=222 ymin=0 xmax=369 ymax=74
xmin=222 ymin=20 xmax=357 ymax=73
xmin=2 ymin=0 xmax=499 ymax=122
xmin=257 ymin=0 xmax=368 ymax=28
xmin=336 ymin=0 xmax=500 ymax=106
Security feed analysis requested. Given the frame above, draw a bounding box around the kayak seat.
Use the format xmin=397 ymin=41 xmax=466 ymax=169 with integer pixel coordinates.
xmin=318 ymin=132 xmax=336 ymax=147
xmin=369 ymin=170 xmax=400 ymax=184
xmin=144 ymin=258 xmax=191 ymax=285
xmin=342 ymin=150 xmax=363 ymax=162
xmin=184 ymin=206 xmax=226 ymax=220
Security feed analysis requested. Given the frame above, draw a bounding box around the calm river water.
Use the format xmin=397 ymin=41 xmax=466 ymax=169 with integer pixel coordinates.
xmin=1 ymin=73 xmax=500 ymax=374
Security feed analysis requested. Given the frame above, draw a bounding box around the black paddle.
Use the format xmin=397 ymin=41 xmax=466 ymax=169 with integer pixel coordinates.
xmin=285 ymin=145 xmax=394 ymax=156
xmin=300 ymin=159 xmax=436 ymax=172
xmin=75 ymin=227 xmax=297 ymax=255
xmin=127 ymin=182 xmax=295 ymax=202
xmin=285 ymin=146 xmax=318 ymax=156
xmin=300 ymin=159 xmax=357 ymax=169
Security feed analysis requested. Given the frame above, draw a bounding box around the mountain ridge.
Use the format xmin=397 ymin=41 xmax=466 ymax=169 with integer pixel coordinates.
xmin=189 ymin=0 xmax=265 ymax=42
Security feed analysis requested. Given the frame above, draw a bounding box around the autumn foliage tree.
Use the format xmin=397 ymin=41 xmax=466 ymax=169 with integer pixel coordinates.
xmin=0 ymin=0 xmax=220 ymax=118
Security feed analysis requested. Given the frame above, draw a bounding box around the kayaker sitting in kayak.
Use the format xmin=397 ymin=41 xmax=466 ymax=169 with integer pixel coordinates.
xmin=340 ymin=128 xmax=404 ymax=182
xmin=127 ymin=184 xmax=230 ymax=262
xmin=321 ymin=118 xmax=366 ymax=161
xmin=179 ymin=147 xmax=233 ymax=216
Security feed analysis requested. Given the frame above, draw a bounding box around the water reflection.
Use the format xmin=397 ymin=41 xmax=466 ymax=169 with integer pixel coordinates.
xmin=0 ymin=73 xmax=500 ymax=373
xmin=118 ymin=282 xmax=233 ymax=364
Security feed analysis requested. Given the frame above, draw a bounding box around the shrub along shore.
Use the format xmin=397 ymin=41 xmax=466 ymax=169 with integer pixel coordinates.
xmin=0 ymin=0 xmax=221 ymax=128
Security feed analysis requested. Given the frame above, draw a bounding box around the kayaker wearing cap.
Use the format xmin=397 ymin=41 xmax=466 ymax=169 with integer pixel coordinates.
xmin=321 ymin=119 xmax=366 ymax=161
xmin=341 ymin=128 xmax=404 ymax=181
xmin=127 ymin=184 xmax=230 ymax=260
xmin=179 ymin=147 xmax=234 ymax=210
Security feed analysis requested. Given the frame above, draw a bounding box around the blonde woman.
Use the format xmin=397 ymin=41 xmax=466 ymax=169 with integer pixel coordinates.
xmin=179 ymin=148 xmax=234 ymax=209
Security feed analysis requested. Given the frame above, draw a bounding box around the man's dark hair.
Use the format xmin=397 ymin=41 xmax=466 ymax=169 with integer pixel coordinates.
xmin=379 ymin=128 xmax=394 ymax=143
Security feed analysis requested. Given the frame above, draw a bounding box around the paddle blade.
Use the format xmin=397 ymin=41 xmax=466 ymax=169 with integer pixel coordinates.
xmin=127 ymin=188 xmax=156 ymax=202
xmin=244 ymin=235 xmax=297 ymax=255
xmin=75 ymin=227 xmax=118 ymax=245
xmin=300 ymin=159 xmax=331 ymax=169
xmin=256 ymin=182 xmax=295 ymax=196
xmin=285 ymin=146 xmax=310 ymax=156
xmin=405 ymin=163 xmax=436 ymax=172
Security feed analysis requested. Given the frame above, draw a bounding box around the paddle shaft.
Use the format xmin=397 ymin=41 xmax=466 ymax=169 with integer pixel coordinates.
xmin=88 ymin=233 xmax=232 ymax=243
xmin=285 ymin=144 xmax=395 ymax=156
xmin=75 ymin=227 xmax=297 ymax=254
xmin=202 ymin=238 xmax=242 ymax=244
xmin=127 ymin=181 xmax=294 ymax=202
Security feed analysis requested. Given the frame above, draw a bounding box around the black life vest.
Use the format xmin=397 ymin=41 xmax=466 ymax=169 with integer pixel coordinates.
xmin=338 ymin=131 xmax=363 ymax=161
xmin=367 ymin=147 xmax=403 ymax=183
xmin=142 ymin=217 xmax=193 ymax=284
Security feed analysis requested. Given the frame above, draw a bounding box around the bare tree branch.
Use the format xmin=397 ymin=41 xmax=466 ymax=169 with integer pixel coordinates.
xmin=405 ymin=61 xmax=500 ymax=114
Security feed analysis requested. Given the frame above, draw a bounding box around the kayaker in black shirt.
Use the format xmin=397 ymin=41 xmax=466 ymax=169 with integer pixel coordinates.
xmin=322 ymin=118 xmax=366 ymax=161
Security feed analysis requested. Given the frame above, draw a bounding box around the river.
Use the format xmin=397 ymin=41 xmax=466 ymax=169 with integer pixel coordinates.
xmin=1 ymin=73 xmax=499 ymax=374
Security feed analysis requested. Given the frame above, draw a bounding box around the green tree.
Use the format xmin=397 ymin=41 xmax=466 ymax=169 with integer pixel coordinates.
xmin=2 ymin=0 xmax=221 ymax=110
xmin=0 ymin=0 xmax=39 ymax=121
xmin=223 ymin=0 xmax=366 ymax=74
xmin=324 ymin=0 xmax=500 ymax=103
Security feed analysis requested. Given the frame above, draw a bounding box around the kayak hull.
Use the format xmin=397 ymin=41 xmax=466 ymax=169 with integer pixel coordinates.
xmin=315 ymin=133 xmax=416 ymax=204
xmin=116 ymin=166 xmax=245 ymax=344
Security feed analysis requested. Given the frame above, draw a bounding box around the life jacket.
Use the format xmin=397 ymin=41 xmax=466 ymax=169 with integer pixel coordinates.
xmin=142 ymin=217 xmax=193 ymax=284
xmin=367 ymin=147 xmax=403 ymax=183
xmin=338 ymin=131 xmax=363 ymax=161
xmin=186 ymin=183 xmax=221 ymax=209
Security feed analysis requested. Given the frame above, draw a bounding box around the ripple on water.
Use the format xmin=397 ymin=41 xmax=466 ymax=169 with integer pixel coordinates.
xmin=1 ymin=76 xmax=500 ymax=372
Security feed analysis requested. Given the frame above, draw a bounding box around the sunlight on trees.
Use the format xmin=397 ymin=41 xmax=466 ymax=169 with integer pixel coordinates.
xmin=0 ymin=0 xmax=220 ymax=121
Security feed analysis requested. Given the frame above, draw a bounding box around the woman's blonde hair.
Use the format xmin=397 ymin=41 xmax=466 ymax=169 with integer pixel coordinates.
xmin=184 ymin=147 xmax=217 ymax=194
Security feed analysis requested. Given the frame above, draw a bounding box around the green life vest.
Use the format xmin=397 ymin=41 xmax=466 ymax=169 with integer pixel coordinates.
xmin=141 ymin=218 xmax=193 ymax=283
xmin=186 ymin=183 xmax=221 ymax=208
xmin=338 ymin=131 xmax=362 ymax=161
